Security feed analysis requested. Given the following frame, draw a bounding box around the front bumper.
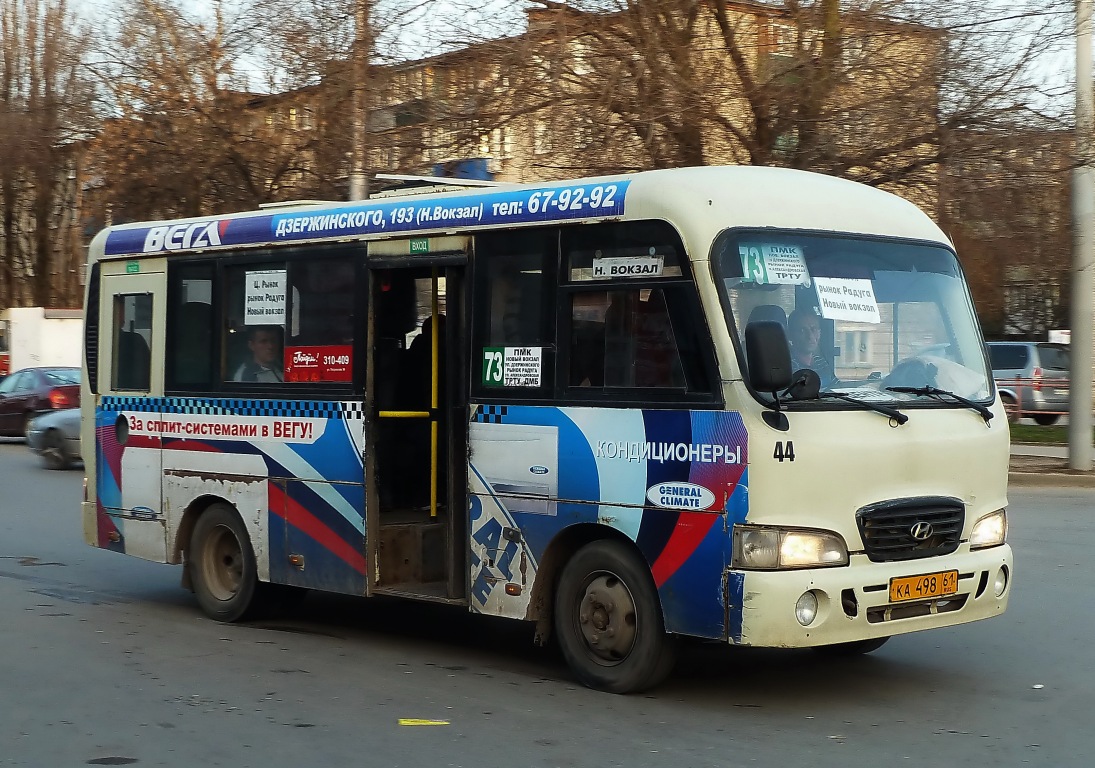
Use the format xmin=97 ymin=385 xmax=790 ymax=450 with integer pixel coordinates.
xmin=729 ymin=544 xmax=1013 ymax=647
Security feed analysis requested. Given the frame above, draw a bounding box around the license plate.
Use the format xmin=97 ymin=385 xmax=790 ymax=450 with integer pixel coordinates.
xmin=888 ymin=570 xmax=958 ymax=603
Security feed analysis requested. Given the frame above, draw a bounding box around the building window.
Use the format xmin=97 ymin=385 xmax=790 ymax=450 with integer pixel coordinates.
xmin=839 ymin=328 xmax=872 ymax=366
xmin=534 ymin=120 xmax=553 ymax=155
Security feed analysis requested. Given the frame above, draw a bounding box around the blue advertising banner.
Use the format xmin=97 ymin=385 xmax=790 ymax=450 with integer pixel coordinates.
xmin=104 ymin=180 xmax=631 ymax=256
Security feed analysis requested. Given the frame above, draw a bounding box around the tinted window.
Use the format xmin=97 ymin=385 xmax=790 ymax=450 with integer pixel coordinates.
xmin=569 ymin=288 xmax=691 ymax=389
xmin=169 ymin=263 xmax=215 ymax=388
xmin=472 ymin=229 xmax=556 ymax=398
xmin=112 ymin=294 xmax=153 ymax=391
xmin=1 ymin=371 xmax=30 ymax=392
xmin=0 ymin=372 xmax=20 ymax=394
xmin=223 ymin=256 xmax=357 ymax=385
xmin=988 ymin=344 xmax=1029 ymax=370
xmin=284 ymin=258 xmax=356 ymax=383
xmin=43 ymin=369 xmax=80 ymax=385
xmin=1037 ymin=344 xmax=1069 ymax=371
xmin=562 ymin=221 xmax=714 ymax=401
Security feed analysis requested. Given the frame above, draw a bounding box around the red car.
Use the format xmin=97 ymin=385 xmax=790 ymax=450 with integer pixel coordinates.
xmin=0 ymin=367 xmax=81 ymax=437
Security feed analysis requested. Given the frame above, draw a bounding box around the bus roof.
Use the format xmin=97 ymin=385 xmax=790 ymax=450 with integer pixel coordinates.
xmin=87 ymin=165 xmax=949 ymax=264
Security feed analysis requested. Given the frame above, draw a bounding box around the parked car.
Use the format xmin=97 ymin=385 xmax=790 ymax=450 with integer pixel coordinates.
xmin=987 ymin=341 xmax=1070 ymax=425
xmin=26 ymin=407 xmax=82 ymax=469
xmin=0 ymin=366 xmax=81 ymax=437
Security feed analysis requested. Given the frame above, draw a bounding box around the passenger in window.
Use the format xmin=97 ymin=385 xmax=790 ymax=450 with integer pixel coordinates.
xmin=233 ymin=325 xmax=284 ymax=383
xmin=788 ymin=308 xmax=834 ymax=387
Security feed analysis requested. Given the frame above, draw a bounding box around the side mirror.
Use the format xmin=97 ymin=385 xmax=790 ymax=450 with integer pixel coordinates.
xmin=745 ymin=320 xmax=792 ymax=394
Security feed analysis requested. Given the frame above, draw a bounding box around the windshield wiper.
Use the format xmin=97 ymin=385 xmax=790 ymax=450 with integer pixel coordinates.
xmin=782 ymin=370 xmax=909 ymax=425
xmin=817 ymin=390 xmax=909 ymax=425
xmin=885 ymin=385 xmax=993 ymax=423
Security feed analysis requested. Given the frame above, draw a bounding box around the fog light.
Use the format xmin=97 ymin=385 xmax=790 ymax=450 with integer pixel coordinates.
xmin=994 ymin=565 xmax=1009 ymax=597
xmin=795 ymin=591 xmax=819 ymax=626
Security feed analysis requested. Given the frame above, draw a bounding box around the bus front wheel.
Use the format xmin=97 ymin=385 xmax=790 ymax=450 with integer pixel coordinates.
xmin=190 ymin=503 xmax=260 ymax=623
xmin=554 ymin=540 xmax=676 ymax=694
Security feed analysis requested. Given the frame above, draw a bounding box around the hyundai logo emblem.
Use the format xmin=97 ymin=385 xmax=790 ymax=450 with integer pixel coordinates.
xmin=909 ymin=521 xmax=934 ymax=541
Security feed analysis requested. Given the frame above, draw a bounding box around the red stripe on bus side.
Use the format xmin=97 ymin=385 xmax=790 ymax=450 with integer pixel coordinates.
xmin=268 ymin=482 xmax=366 ymax=575
xmin=650 ymin=512 xmax=719 ymax=588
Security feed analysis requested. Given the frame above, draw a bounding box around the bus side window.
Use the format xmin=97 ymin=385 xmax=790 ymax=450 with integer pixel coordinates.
xmin=283 ymin=256 xmax=356 ymax=383
xmin=471 ymin=229 xmax=557 ymax=399
xmin=167 ymin=263 xmax=215 ymax=389
xmin=570 ymin=288 xmax=686 ymax=389
xmin=112 ymin=294 xmax=153 ymax=392
xmin=560 ymin=220 xmax=715 ymax=402
xmin=223 ymin=262 xmax=287 ymax=385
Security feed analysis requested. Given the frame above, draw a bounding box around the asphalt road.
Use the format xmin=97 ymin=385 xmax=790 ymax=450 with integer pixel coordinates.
xmin=0 ymin=440 xmax=1090 ymax=767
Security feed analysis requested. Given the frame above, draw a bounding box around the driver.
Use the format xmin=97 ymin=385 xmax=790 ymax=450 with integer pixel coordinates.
xmin=788 ymin=308 xmax=834 ymax=387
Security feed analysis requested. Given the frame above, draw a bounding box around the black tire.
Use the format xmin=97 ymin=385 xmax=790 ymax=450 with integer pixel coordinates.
xmin=1033 ymin=414 xmax=1059 ymax=426
xmin=189 ymin=503 xmax=262 ymax=622
xmin=812 ymin=636 xmax=890 ymax=656
xmin=554 ymin=539 xmax=676 ymax=694
xmin=42 ymin=429 xmax=71 ymax=470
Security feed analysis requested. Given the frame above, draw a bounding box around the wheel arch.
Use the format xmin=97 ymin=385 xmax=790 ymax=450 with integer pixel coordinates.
xmin=526 ymin=523 xmax=660 ymax=645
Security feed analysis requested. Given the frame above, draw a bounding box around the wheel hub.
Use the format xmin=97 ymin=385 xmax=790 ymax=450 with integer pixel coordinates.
xmin=577 ymin=574 xmax=637 ymax=662
xmin=202 ymin=525 xmax=243 ymax=601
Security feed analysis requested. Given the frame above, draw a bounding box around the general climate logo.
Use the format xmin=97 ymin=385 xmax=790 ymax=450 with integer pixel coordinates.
xmin=646 ymin=482 xmax=717 ymax=511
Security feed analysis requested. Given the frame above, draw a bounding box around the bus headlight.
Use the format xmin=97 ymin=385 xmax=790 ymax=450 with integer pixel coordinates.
xmin=970 ymin=509 xmax=1007 ymax=550
xmin=733 ymin=526 xmax=849 ymax=570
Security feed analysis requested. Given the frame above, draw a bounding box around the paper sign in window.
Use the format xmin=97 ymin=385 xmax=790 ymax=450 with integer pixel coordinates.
xmin=813 ymin=277 xmax=880 ymax=323
xmin=244 ymin=269 xmax=287 ymax=325
xmin=738 ymin=244 xmax=809 ymax=285
xmin=592 ymin=256 xmax=664 ymax=279
xmin=482 ymin=346 xmax=542 ymax=387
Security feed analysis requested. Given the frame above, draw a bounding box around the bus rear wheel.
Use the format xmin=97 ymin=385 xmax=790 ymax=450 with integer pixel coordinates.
xmin=190 ymin=503 xmax=261 ymax=622
xmin=554 ymin=540 xmax=675 ymax=694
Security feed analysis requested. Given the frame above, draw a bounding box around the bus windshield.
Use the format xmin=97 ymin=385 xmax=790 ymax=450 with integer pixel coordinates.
xmin=712 ymin=230 xmax=991 ymax=404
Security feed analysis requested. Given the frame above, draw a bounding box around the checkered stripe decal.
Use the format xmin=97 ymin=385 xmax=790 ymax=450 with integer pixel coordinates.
xmin=473 ymin=404 xmax=509 ymax=424
xmin=101 ymin=396 xmax=365 ymax=419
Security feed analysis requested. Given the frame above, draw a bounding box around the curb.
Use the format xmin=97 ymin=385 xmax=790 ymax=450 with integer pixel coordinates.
xmin=1008 ymin=472 xmax=1095 ymax=489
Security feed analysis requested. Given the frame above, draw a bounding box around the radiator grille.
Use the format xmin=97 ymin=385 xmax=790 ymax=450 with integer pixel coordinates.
xmin=856 ymin=498 xmax=964 ymax=562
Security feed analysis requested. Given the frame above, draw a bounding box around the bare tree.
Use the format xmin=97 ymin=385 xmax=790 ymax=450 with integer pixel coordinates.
xmin=0 ymin=0 xmax=94 ymax=308
xmin=945 ymin=127 xmax=1072 ymax=339
xmin=414 ymin=0 xmax=1070 ymax=199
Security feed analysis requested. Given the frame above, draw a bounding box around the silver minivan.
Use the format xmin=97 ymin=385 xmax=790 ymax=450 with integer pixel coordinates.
xmin=987 ymin=341 xmax=1070 ymax=425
